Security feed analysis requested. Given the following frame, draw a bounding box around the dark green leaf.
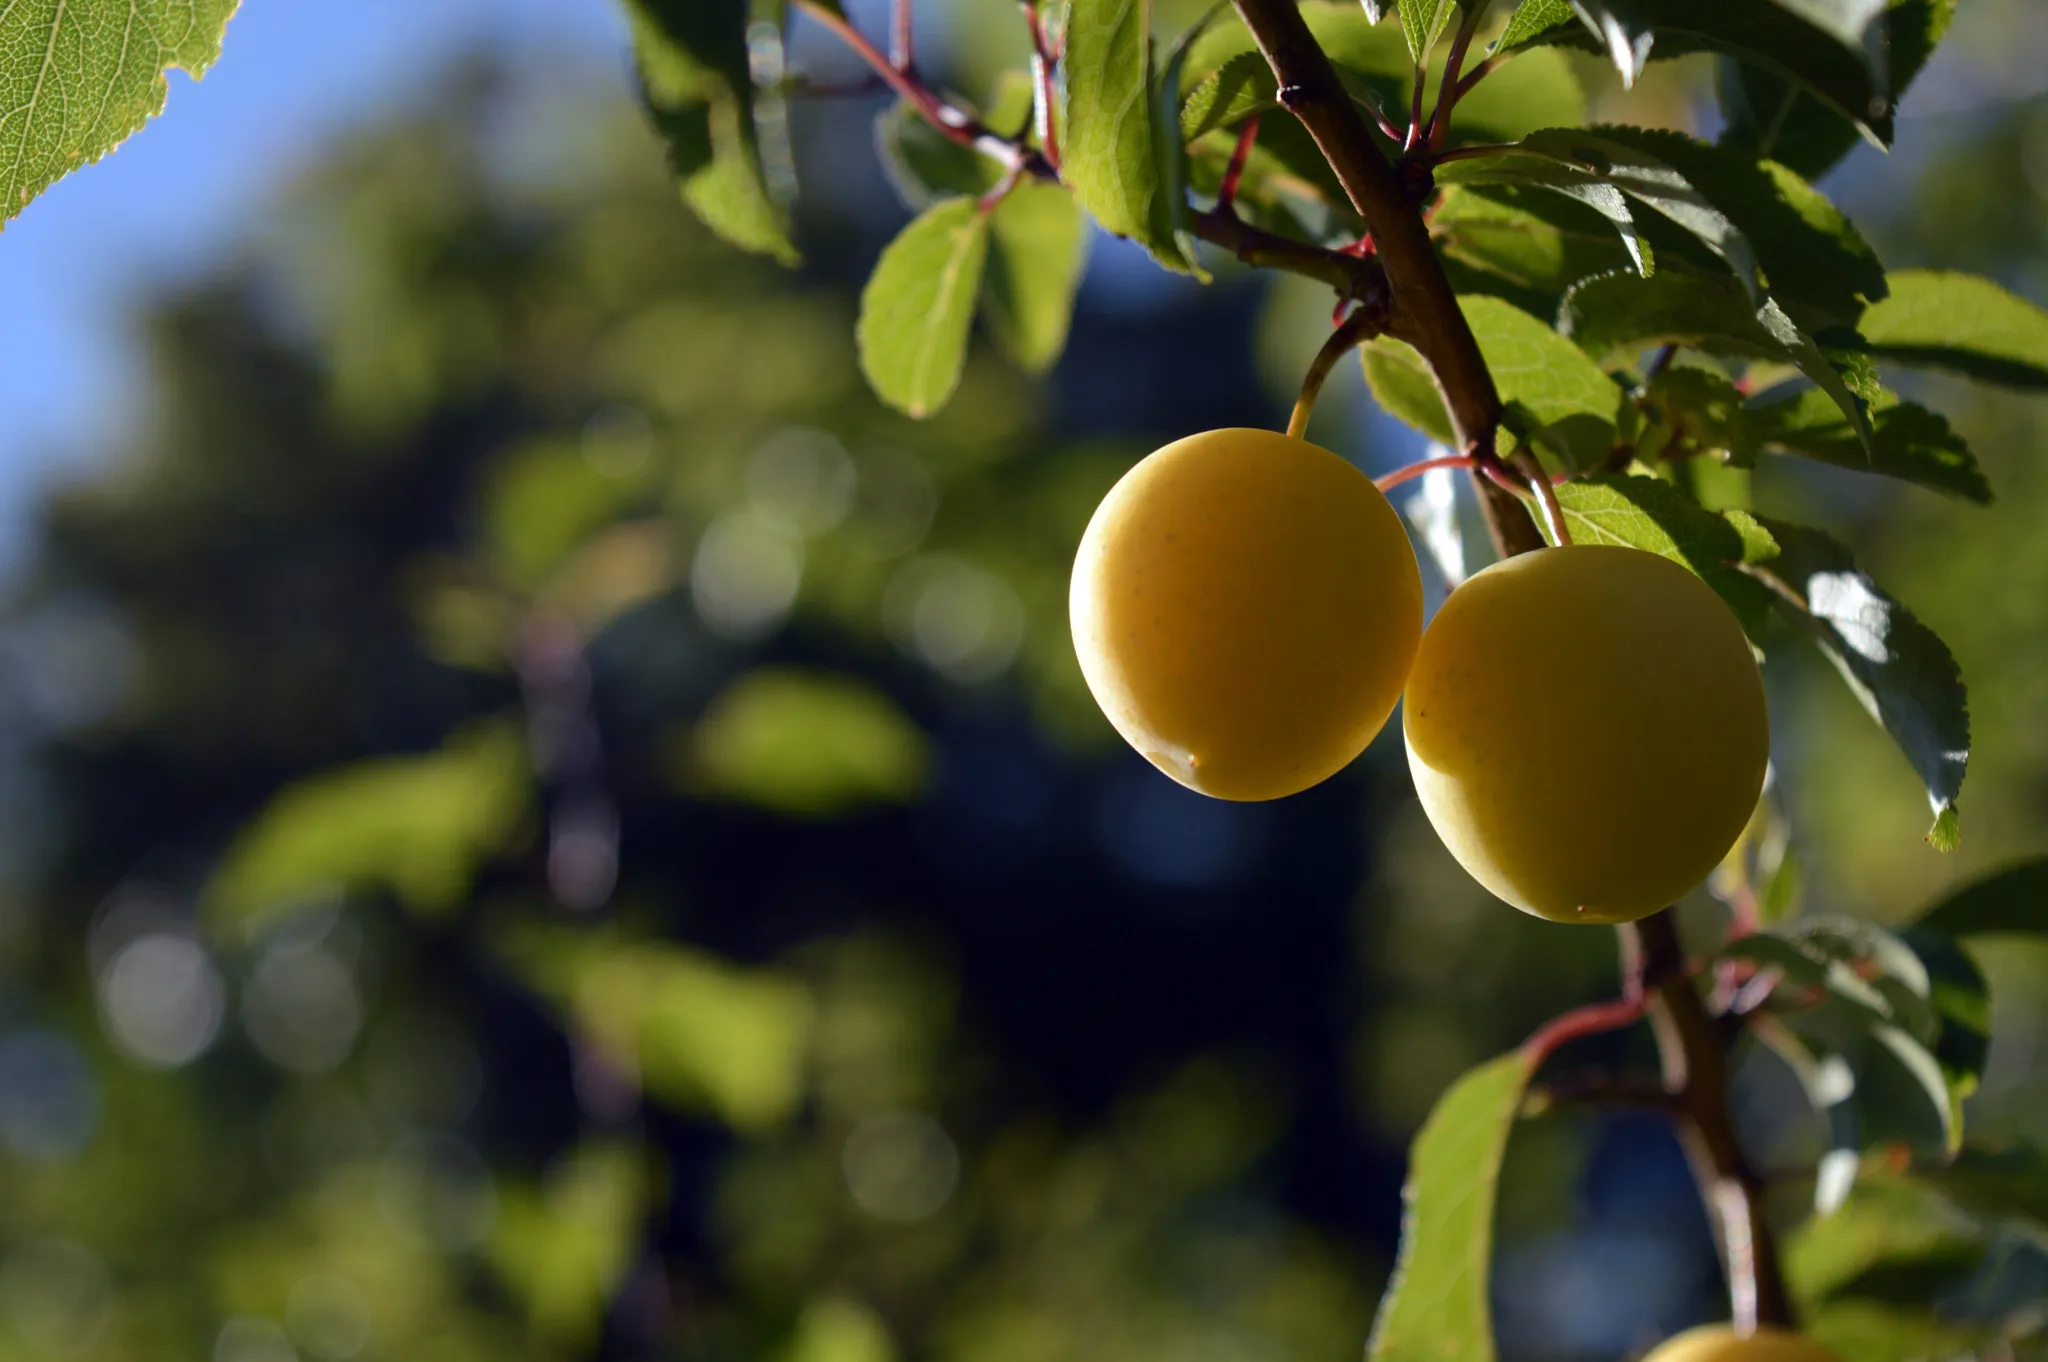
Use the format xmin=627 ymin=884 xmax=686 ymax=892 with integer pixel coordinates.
xmin=1366 ymin=1050 xmax=1535 ymax=1362
xmin=1434 ymin=146 xmax=1650 ymax=278
xmin=1179 ymin=51 xmax=1276 ymax=142
xmin=1717 ymin=1 xmax=1956 ymax=178
xmin=0 ymin=0 xmax=238 ymax=226
xmin=1638 ymin=365 xmax=1756 ymax=465
xmin=875 ymin=100 xmax=1000 ymax=209
xmin=1896 ymin=925 xmax=1990 ymax=1100
xmin=1913 ymin=858 xmax=2048 ymax=938
xmin=857 ymin=198 xmax=992 ymax=418
xmin=1398 ymin=0 xmax=1460 ymax=66
xmin=1062 ymin=0 xmax=1197 ymax=271
xmin=630 ymin=0 xmax=800 ymax=264
xmin=1496 ymin=0 xmax=1577 ymax=50
xmin=984 ymin=184 xmax=1089 ymax=373
xmin=1751 ymin=520 xmax=1969 ymax=848
xmin=1433 ymin=185 xmax=1651 ymax=317
xmin=1524 ymin=0 xmax=1905 ymax=148
xmin=1461 ymin=295 xmax=1622 ymax=470
xmin=1855 ymin=270 xmax=2048 ymax=392
xmin=1549 ymin=475 xmax=1778 ymax=626
xmin=1585 ymin=126 xmax=1886 ymax=330
xmin=1560 ymin=272 xmax=1873 ymax=449
xmin=1922 ymin=1146 xmax=2048 ymax=1232
xmin=1747 ymin=384 xmax=1991 ymax=503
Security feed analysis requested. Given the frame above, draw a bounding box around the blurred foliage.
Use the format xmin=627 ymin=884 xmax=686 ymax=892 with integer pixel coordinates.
xmin=0 ymin=6 xmax=2043 ymax=1362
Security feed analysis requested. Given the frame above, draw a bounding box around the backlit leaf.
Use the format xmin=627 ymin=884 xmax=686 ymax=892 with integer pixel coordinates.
xmin=1747 ymin=384 xmax=1990 ymax=503
xmin=1855 ymin=269 xmax=2048 ymax=392
xmin=1550 ymin=475 xmax=1778 ymax=625
xmin=630 ymin=0 xmax=799 ymax=264
xmin=1460 ymin=295 xmax=1621 ymax=469
xmin=857 ymin=197 xmax=992 ymax=418
xmin=208 ymin=723 xmax=529 ymax=928
xmin=984 ymin=183 xmax=1089 ymax=373
xmin=1751 ymin=520 xmax=1968 ymax=848
xmin=1496 ymin=0 xmax=1577 ymax=50
xmin=679 ymin=667 xmax=931 ymax=817
xmin=1366 ymin=1050 xmax=1535 ymax=1362
xmin=0 ymin=0 xmax=239 ymax=225
xmin=1062 ymin=0 xmax=1195 ymax=270
xmin=1397 ymin=0 xmax=1460 ymax=67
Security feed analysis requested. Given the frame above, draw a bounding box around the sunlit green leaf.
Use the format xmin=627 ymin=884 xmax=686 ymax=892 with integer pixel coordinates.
xmin=1433 ymin=185 xmax=1649 ymax=317
xmin=0 ymin=0 xmax=239 ymax=225
xmin=489 ymin=1142 xmax=650 ymax=1349
xmin=1362 ymin=338 xmax=1456 ymax=445
xmin=1459 ymin=295 xmax=1621 ymax=470
xmin=858 ymin=197 xmax=992 ymax=418
xmin=483 ymin=438 xmax=647 ymax=590
xmin=1855 ymin=269 xmax=2048 ymax=392
xmin=501 ymin=924 xmax=815 ymax=1129
xmin=1397 ymin=0 xmax=1459 ymax=66
xmin=207 ymin=723 xmax=529 ymax=928
xmin=680 ymin=667 xmax=932 ymax=817
xmin=1496 ymin=0 xmax=1576 ymax=50
xmin=781 ymin=1297 xmax=899 ymax=1362
xmin=1565 ymin=2 xmax=1654 ymax=85
xmin=630 ymin=0 xmax=799 ymax=264
xmin=1062 ymin=0 xmax=1195 ymax=271
xmin=1179 ymin=51 xmax=1276 ymax=142
xmin=1549 ymin=475 xmax=1778 ymax=626
xmin=984 ymin=183 xmax=1088 ymax=374
xmin=1751 ymin=520 xmax=1969 ymax=848
xmin=1366 ymin=1050 xmax=1534 ymax=1362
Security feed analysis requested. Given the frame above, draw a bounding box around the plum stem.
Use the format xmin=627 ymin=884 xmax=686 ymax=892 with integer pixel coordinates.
xmin=1285 ymin=296 xmax=1392 ymax=440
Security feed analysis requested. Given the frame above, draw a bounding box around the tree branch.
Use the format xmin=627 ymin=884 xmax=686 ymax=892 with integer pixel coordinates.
xmin=1227 ymin=0 xmax=1542 ymax=557
xmin=1626 ymin=910 xmax=1796 ymax=1330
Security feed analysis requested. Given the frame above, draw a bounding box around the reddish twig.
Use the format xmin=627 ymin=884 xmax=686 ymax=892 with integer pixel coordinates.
xmin=1523 ymin=994 xmax=1649 ymax=1067
xmin=1451 ymin=53 xmax=1503 ymax=101
xmin=1376 ymin=454 xmax=1477 ymax=491
xmin=1218 ymin=115 xmax=1260 ymax=211
xmin=792 ymin=0 xmax=1014 ymax=163
xmin=891 ymin=0 xmax=915 ymax=72
xmin=1426 ymin=2 xmax=1490 ymax=151
xmin=1405 ymin=61 xmax=1428 ymax=151
xmin=1023 ymin=1 xmax=1060 ymax=168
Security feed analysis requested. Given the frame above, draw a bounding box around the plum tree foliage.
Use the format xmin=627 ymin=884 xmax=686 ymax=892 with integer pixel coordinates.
xmin=626 ymin=0 xmax=2048 ymax=1353
xmin=17 ymin=0 xmax=2048 ymax=1357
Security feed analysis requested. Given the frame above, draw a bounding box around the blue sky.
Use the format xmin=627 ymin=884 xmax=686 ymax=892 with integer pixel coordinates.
xmin=0 ymin=0 xmax=630 ymax=564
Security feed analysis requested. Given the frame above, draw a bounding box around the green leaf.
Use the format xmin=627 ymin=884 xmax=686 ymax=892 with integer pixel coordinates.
xmin=1524 ymin=1 xmax=1906 ymax=149
xmin=630 ymin=0 xmax=799 ymax=264
xmin=1433 ymin=185 xmax=1651 ymax=318
xmin=1460 ymin=295 xmax=1621 ymax=470
xmin=857 ymin=197 xmax=992 ymax=418
xmin=875 ymin=101 xmax=1000 ymax=209
xmin=207 ymin=723 xmax=529 ymax=929
xmin=1922 ymin=1146 xmax=2048 ymax=1233
xmin=1362 ymin=338 xmax=1456 ymax=445
xmin=1718 ymin=1 xmax=1955 ymax=178
xmin=1913 ymin=857 xmax=2048 ymax=938
xmin=1747 ymin=384 xmax=1991 ymax=503
xmin=497 ymin=924 xmax=815 ymax=1129
xmin=1178 ymin=51 xmax=1276 ymax=142
xmin=489 ymin=1142 xmax=650 ymax=1349
xmin=780 ymin=1298 xmax=899 ymax=1362
xmin=1897 ymin=925 xmax=1990 ymax=1101
xmin=1497 ymin=0 xmax=1577 ymax=50
xmin=983 ymin=183 xmax=1088 ymax=374
xmin=1549 ymin=475 xmax=1778 ymax=626
xmin=678 ymin=667 xmax=932 ymax=817
xmin=0 ymin=0 xmax=238 ymax=225
xmin=1751 ymin=520 xmax=1969 ymax=848
xmin=1366 ymin=1050 xmax=1535 ymax=1362
xmin=1398 ymin=0 xmax=1460 ymax=66
xmin=1585 ymin=126 xmax=1886 ymax=329
xmin=1560 ymin=273 xmax=1873 ymax=449
xmin=1434 ymin=149 xmax=1650 ymax=278
xmin=1637 ymin=365 xmax=1756 ymax=465
xmin=1855 ymin=270 xmax=2048 ymax=392
xmin=1061 ymin=0 xmax=1195 ymax=271
xmin=1567 ymin=3 xmax=1655 ymax=85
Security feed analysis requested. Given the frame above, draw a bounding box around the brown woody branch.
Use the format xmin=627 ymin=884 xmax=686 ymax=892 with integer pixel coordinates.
xmin=1225 ymin=0 xmax=1788 ymax=1330
xmin=1227 ymin=0 xmax=1542 ymax=558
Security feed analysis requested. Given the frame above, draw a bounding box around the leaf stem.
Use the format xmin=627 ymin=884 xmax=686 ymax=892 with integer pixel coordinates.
xmin=1218 ymin=116 xmax=1261 ymax=212
xmin=1425 ymin=1 xmax=1491 ymax=151
xmin=1023 ymin=1 xmax=1061 ymax=169
xmin=1515 ymin=449 xmax=1570 ymax=545
xmin=891 ymin=0 xmax=915 ymax=72
xmin=792 ymin=0 xmax=1001 ymax=157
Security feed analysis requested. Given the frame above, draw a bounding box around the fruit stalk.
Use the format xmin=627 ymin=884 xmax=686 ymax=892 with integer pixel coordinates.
xmin=1228 ymin=0 xmax=1544 ymax=559
xmin=1228 ymin=0 xmax=1791 ymax=1328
